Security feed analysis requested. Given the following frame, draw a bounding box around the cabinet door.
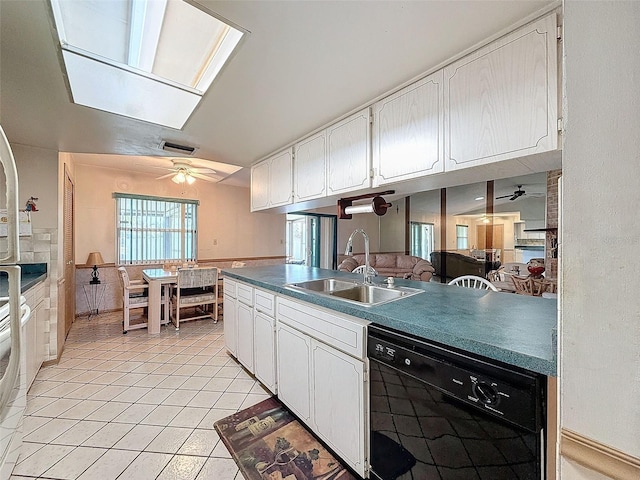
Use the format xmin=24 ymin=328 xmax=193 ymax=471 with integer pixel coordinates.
xmin=223 ymin=294 xmax=237 ymax=356
xmin=327 ymin=108 xmax=371 ymax=195
xmin=236 ymin=301 xmax=254 ymax=372
xmin=373 ymin=71 xmax=444 ymax=186
xmin=276 ymin=322 xmax=312 ymax=425
xmin=250 ymin=160 xmax=270 ymax=211
xmin=253 ymin=311 xmax=276 ymax=394
xmin=444 ymin=13 xmax=558 ymax=170
xmin=294 ymin=131 xmax=327 ymax=202
xmin=269 ymin=149 xmax=293 ymax=207
xmin=311 ymin=340 xmax=367 ymax=477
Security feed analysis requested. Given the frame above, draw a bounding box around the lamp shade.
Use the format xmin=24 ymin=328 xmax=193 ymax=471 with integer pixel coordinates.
xmin=86 ymin=252 xmax=105 ymax=266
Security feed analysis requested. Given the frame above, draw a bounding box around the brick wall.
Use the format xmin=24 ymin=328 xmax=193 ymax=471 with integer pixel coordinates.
xmin=546 ymin=169 xmax=562 ymax=278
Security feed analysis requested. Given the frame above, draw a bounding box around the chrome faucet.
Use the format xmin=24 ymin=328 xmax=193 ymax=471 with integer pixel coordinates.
xmin=345 ymin=229 xmax=373 ymax=284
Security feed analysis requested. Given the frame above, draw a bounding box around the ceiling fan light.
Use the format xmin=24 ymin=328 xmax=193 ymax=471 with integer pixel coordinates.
xmin=186 ymin=173 xmax=196 ymax=184
xmin=174 ymin=171 xmax=186 ymax=183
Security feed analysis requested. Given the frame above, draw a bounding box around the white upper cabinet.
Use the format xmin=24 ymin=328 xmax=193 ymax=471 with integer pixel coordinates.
xmin=444 ymin=13 xmax=558 ymax=170
xmin=250 ymin=160 xmax=270 ymax=211
xmin=250 ymin=148 xmax=293 ymax=211
xmin=373 ymin=71 xmax=444 ymax=186
xmin=294 ymin=131 xmax=327 ymax=202
xmin=327 ymin=108 xmax=371 ymax=195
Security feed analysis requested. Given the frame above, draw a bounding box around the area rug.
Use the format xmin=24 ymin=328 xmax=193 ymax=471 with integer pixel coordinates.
xmin=214 ymin=397 xmax=358 ymax=480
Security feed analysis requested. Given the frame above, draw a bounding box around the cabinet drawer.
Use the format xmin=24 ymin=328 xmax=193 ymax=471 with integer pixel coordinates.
xmin=237 ymin=282 xmax=254 ymax=306
xmin=254 ymin=288 xmax=275 ymax=317
xmin=223 ymin=278 xmax=237 ymax=299
xmin=276 ymin=297 xmax=367 ymax=359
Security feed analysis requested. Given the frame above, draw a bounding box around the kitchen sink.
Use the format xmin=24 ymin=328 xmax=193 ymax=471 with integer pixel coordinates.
xmin=285 ymin=278 xmax=423 ymax=307
xmin=285 ymin=278 xmax=359 ymax=293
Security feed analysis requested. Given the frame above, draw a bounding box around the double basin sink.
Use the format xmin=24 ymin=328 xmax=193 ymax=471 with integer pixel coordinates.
xmin=284 ymin=277 xmax=423 ymax=307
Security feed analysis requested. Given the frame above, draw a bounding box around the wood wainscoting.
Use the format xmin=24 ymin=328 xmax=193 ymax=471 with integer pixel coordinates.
xmin=561 ymin=429 xmax=640 ymax=480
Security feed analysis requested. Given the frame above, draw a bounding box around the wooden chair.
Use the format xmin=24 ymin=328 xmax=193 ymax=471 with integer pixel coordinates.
xmin=487 ymin=268 xmax=502 ymax=282
xmin=170 ymin=266 xmax=219 ymax=330
xmin=448 ymin=275 xmax=498 ymax=291
xmin=117 ymin=267 xmax=169 ymax=334
xmin=510 ymin=275 xmax=545 ymax=296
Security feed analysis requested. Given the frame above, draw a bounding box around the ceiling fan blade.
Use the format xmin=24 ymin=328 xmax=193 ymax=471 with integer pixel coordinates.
xmin=495 ymin=194 xmax=513 ymax=199
xmin=156 ymin=172 xmax=175 ymax=180
xmin=190 ymin=172 xmax=218 ymax=182
xmin=191 ymin=167 xmax=217 ymax=174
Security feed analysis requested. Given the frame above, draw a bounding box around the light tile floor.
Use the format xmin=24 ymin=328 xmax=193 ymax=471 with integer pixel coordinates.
xmin=11 ymin=311 xmax=270 ymax=480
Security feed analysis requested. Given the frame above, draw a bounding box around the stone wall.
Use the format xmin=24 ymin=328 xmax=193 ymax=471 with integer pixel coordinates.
xmin=546 ymin=170 xmax=561 ymax=279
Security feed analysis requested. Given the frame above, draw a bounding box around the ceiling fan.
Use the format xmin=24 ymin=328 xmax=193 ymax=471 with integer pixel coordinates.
xmin=153 ymin=159 xmax=218 ymax=184
xmin=496 ymin=185 xmax=527 ymax=201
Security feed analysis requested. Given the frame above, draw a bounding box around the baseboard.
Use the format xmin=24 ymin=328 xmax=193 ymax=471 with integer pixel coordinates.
xmin=561 ymin=428 xmax=640 ymax=480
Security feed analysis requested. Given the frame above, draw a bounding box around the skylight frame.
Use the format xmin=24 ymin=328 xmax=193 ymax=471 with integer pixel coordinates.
xmin=49 ymin=0 xmax=246 ymax=129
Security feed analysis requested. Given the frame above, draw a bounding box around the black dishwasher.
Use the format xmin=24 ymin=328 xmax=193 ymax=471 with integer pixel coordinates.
xmin=368 ymin=325 xmax=546 ymax=480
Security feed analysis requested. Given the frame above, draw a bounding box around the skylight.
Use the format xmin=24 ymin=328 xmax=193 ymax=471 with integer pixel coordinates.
xmin=50 ymin=0 xmax=244 ymax=129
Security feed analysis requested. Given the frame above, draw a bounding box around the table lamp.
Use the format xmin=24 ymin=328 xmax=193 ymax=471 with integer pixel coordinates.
xmin=86 ymin=252 xmax=105 ymax=284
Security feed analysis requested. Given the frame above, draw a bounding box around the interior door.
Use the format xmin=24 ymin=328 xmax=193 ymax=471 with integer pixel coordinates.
xmin=63 ymin=168 xmax=75 ymax=337
xmin=476 ymin=224 xmax=504 ymax=253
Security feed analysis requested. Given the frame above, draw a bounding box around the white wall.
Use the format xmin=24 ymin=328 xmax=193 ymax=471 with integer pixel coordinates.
xmin=73 ymin=161 xmax=285 ymax=264
xmin=0 ymin=144 xmax=58 ymax=229
xmin=562 ymin=0 xmax=640 ymax=474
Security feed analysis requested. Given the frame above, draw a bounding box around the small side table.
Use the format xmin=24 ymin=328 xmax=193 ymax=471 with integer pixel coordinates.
xmin=83 ymin=283 xmax=106 ymax=318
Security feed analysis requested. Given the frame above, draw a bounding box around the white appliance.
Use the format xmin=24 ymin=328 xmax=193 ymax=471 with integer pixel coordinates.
xmin=0 ymin=125 xmax=30 ymax=479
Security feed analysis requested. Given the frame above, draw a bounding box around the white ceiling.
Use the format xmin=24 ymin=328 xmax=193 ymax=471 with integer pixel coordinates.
xmin=0 ymin=0 xmax=555 ymax=186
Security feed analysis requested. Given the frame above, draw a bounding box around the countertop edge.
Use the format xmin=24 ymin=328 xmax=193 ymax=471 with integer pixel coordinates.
xmin=222 ymin=267 xmax=557 ymax=377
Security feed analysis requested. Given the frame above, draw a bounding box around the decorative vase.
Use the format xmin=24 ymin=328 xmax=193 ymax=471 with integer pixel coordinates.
xmin=527 ymin=258 xmax=545 ymax=278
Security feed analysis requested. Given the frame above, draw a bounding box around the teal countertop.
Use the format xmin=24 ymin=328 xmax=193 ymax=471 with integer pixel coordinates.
xmin=222 ymin=265 xmax=557 ymax=376
xmin=0 ymin=263 xmax=48 ymax=296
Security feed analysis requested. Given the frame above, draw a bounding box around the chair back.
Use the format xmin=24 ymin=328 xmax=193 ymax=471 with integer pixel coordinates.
xmin=177 ymin=267 xmax=219 ymax=290
xmin=231 ymin=261 xmax=246 ymax=268
xmin=510 ymin=276 xmax=544 ymax=296
xmin=117 ymin=266 xmax=130 ymax=288
xmin=448 ymin=275 xmax=498 ymax=291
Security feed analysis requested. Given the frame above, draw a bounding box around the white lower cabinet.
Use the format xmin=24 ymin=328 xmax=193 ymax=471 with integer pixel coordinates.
xmin=223 ymin=293 xmax=237 ymax=356
xmin=254 ymin=287 xmax=276 ymax=394
xmin=236 ymin=301 xmax=254 ymax=372
xmin=24 ymin=281 xmax=46 ymax=390
xmin=254 ymin=311 xmax=276 ymax=394
xmin=311 ymin=339 xmax=367 ymax=476
xmin=276 ymin=321 xmax=312 ymax=424
xmin=276 ymin=296 xmax=368 ymax=478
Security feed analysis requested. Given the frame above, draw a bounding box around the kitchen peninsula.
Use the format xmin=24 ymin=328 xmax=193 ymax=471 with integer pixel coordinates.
xmin=223 ymin=264 xmax=557 ymax=376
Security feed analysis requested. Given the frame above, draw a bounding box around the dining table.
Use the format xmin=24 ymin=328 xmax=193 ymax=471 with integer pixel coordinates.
xmin=142 ymin=268 xmax=178 ymax=334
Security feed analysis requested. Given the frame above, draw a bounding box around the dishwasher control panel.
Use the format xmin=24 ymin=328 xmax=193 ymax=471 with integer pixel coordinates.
xmin=368 ymin=326 xmax=544 ymax=433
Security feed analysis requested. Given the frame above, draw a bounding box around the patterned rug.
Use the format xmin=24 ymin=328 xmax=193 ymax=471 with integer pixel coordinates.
xmin=214 ymin=397 xmax=358 ymax=480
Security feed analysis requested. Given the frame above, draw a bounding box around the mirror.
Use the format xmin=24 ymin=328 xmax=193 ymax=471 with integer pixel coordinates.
xmin=407 ymin=172 xmax=548 ymax=280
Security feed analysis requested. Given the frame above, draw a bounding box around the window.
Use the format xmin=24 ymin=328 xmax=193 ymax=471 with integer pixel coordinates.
xmin=285 ymin=213 xmax=337 ymax=269
xmin=410 ymin=222 xmax=434 ymax=260
xmin=456 ymin=224 xmax=469 ymax=250
xmin=114 ymin=193 xmax=198 ymax=265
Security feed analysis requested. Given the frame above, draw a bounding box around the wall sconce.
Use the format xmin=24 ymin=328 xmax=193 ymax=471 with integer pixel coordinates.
xmin=86 ymin=251 xmax=105 ymax=284
xmin=338 ymin=190 xmax=394 ymax=219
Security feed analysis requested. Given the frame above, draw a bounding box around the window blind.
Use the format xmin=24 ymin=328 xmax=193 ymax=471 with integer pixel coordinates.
xmin=114 ymin=193 xmax=198 ymax=265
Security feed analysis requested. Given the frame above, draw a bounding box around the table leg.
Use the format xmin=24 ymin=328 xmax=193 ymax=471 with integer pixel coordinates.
xmin=147 ymin=280 xmax=161 ymax=334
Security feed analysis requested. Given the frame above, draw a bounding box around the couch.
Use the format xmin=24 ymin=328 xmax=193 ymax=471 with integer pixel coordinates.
xmin=429 ymin=251 xmax=500 ymax=279
xmin=337 ymin=254 xmax=435 ymax=282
